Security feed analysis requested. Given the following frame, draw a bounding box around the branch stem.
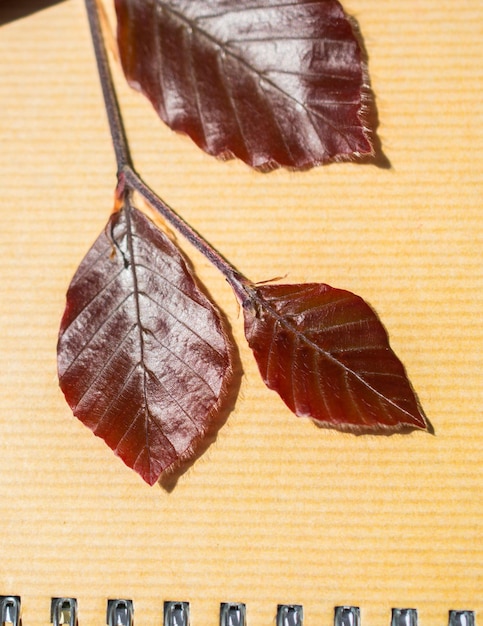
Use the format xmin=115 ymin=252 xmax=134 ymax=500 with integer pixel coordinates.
xmin=84 ymin=0 xmax=250 ymax=304
xmin=85 ymin=0 xmax=131 ymax=171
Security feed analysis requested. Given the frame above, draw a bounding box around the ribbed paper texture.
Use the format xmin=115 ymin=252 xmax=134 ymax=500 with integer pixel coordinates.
xmin=0 ymin=1 xmax=481 ymax=625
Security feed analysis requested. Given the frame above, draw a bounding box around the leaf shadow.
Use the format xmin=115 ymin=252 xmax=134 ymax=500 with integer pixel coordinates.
xmin=158 ymin=285 xmax=243 ymax=493
xmin=0 ymin=0 xmax=66 ymax=26
xmin=348 ymin=16 xmax=391 ymax=170
xmin=312 ymin=413 xmax=434 ymax=436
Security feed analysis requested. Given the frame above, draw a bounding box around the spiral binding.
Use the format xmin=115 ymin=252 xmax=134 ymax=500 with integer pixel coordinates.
xmin=0 ymin=596 xmax=476 ymax=626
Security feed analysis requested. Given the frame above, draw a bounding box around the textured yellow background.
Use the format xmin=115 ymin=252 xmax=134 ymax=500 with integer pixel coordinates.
xmin=0 ymin=1 xmax=481 ymax=625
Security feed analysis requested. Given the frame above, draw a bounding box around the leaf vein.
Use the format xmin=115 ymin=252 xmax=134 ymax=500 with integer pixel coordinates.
xmin=60 ymin=293 xmax=136 ymax=377
xmin=146 ymin=368 xmax=201 ymax=432
xmin=141 ymin=290 xmax=226 ymax=359
xmin=135 ymin=261 xmax=211 ymax=311
xmin=62 ymin=266 xmax=126 ymax=334
xmin=148 ymin=332 xmax=218 ymax=395
xmin=93 ymin=365 xmax=143 ymax=435
xmin=74 ymin=328 xmax=138 ymax=411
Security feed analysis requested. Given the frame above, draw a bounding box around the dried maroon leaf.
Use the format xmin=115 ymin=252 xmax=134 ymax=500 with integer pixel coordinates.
xmin=243 ymin=283 xmax=428 ymax=433
xmin=115 ymin=0 xmax=373 ymax=170
xmin=58 ymin=203 xmax=232 ymax=484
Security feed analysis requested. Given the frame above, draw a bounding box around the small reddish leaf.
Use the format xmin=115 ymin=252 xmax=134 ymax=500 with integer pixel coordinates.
xmin=243 ymin=283 xmax=428 ymax=433
xmin=58 ymin=203 xmax=232 ymax=484
xmin=115 ymin=0 xmax=373 ymax=170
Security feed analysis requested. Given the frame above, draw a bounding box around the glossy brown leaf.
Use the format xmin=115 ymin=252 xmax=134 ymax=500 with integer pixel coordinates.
xmin=115 ymin=0 xmax=373 ymax=170
xmin=243 ymin=283 xmax=428 ymax=433
xmin=58 ymin=203 xmax=232 ymax=485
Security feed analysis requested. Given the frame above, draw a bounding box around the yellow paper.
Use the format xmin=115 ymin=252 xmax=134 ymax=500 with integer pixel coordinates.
xmin=0 ymin=1 xmax=481 ymax=625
